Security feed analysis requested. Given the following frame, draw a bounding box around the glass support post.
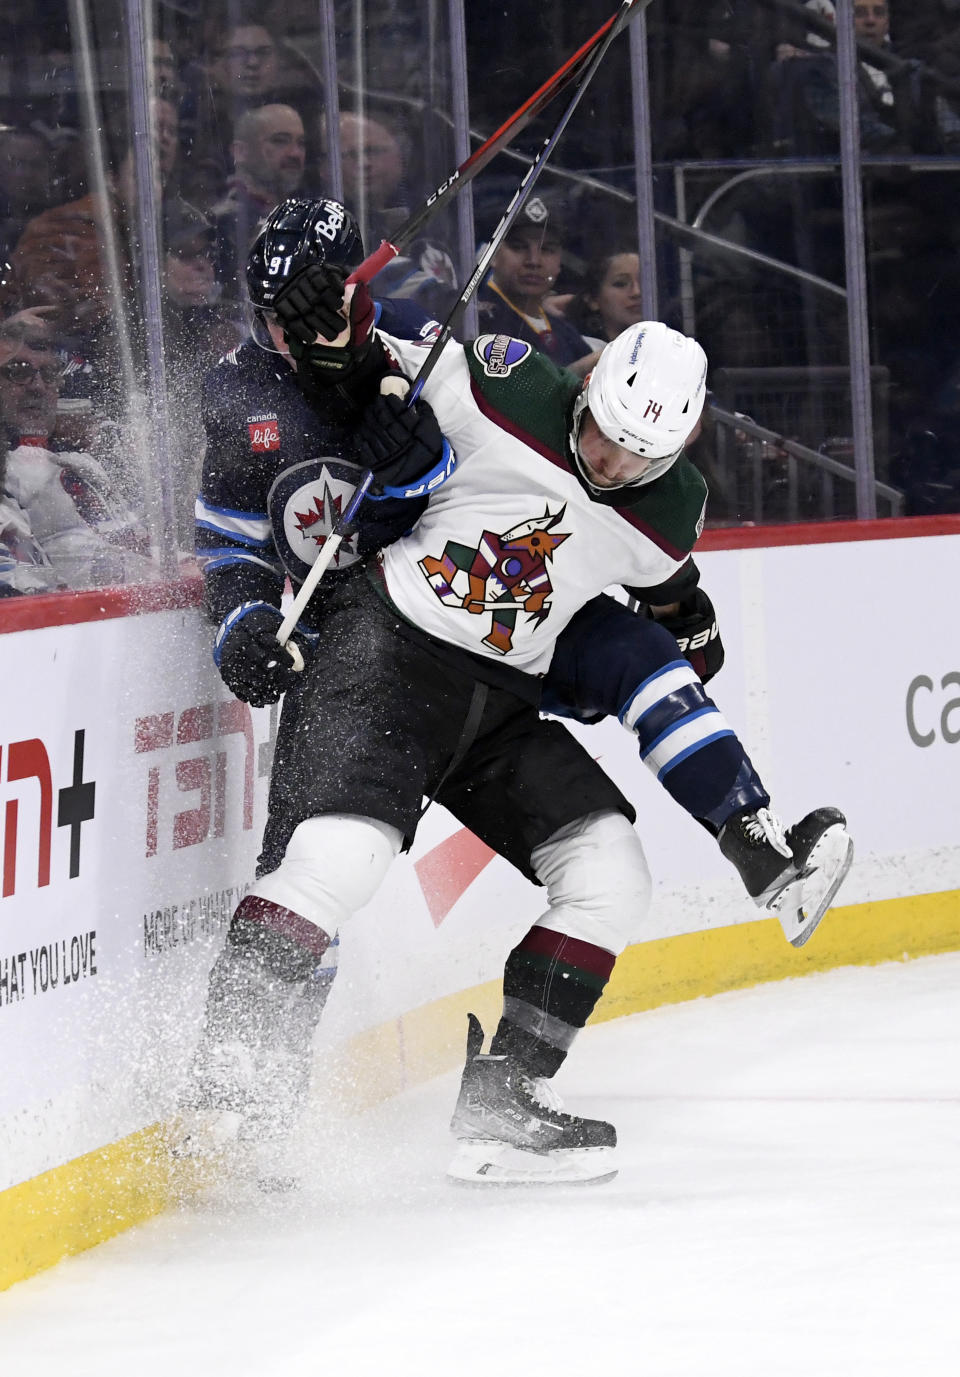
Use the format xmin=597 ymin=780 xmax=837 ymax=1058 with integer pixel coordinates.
xmin=124 ymin=0 xmax=178 ymax=571
xmin=320 ymin=0 xmax=344 ymax=203
xmin=835 ymin=0 xmax=878 ymax=517
xmin=448 ymin=0 xmax=478 ymax=339
xmin=629 ymin=8 xmax=658 ymax=318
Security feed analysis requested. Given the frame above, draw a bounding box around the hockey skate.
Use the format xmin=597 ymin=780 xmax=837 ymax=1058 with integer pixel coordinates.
xmin=174 ymin=1035 xmax=304 ymax=1191
xmin=447 ymin=1014 xmax=617 ymax=1186
xmin=174 ymin=945 xmax=332 ymax=1192
xmin=719 ymin=805 xmax=854 ymax=947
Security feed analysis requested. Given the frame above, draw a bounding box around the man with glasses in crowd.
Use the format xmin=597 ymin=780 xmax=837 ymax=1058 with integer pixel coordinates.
xmin=0 ymin=315 xmax=158 ymax=588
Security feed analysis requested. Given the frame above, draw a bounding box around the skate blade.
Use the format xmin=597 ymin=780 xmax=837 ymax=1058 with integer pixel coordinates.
xmin=446 ymin=1139 xmax=617 ymax=1187
xmin=772 ymin=825 xmax=854 ymax=948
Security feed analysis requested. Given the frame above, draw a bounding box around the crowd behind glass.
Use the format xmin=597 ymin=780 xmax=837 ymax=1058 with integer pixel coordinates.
xmin=2 ymin=0 xmax=960 ymax=597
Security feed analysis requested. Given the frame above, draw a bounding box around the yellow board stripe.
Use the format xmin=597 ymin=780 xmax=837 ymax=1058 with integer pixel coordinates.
xmin=598 ymin=885 xmax=960 ymax=1022
xmin=2 ymin=887 xmax=958 ymax=1292
xmin=0 ymin=1126 xmax=171 ymax=1293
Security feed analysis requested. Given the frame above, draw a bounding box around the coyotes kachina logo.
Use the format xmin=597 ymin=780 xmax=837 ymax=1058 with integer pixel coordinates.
xmin=418 ymin=505 xmax=570 ymax=655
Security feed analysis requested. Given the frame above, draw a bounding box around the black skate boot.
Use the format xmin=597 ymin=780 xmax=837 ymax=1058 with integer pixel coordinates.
xmin=719 ymin=805 xmax=854 ymax=948
xmin=446 ymin=1014 xmax=617 ymax=1185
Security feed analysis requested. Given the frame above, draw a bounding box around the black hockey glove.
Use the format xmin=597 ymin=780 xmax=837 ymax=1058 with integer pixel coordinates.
xmin=213 ymin=602 xmax=312 ymax=708
xmin=354 ymin=391 xmax=453 ymax=496
xmin=653 ymin=588 xmax=725 ymax=683
xmin=273 ymin=263 xmax=375 ymax=348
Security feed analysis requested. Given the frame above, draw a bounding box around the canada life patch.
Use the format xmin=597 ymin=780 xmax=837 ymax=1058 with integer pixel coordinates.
xmin=474 ymin=334 xmax=531 ymax=377
xmin=248 ymin=412 xmax=280 ymax=451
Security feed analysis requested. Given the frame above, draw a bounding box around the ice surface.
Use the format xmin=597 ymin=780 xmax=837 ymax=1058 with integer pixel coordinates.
xmin=2 ymin=954 xmax=958 ymax=1377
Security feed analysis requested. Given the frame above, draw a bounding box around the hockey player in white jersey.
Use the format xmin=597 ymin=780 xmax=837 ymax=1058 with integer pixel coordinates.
xmin=188 ymin=220 xmax=853 ymax=1187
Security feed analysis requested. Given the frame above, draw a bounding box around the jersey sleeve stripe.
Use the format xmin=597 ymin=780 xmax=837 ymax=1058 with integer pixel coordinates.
xmin=652 ymin=728 xmax=737 ymax=781
xmin=196 ymin=549 xmax=282 ymax=575
xmin=619 ymin=659 xmax=699 ymax=731
xmin=195 ymin=498 xmax=272 ymax=545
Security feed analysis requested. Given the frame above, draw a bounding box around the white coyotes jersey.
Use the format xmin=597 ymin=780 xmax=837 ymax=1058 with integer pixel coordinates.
xmin=376 ymin=332 xmax=690 ymax=674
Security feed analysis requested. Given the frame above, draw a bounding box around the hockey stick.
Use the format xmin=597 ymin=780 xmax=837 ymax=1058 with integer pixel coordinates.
xmin=345 ymin=0 xmax=647 ymax=288
xmin=275 ymin=0 xmax=645 ymax=649
xmin=404 ymin=0 xmax=648 ymax=404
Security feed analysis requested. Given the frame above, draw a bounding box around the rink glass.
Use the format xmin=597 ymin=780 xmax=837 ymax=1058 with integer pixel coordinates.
xmin=3 ymin=0 xmax=955 ymax=575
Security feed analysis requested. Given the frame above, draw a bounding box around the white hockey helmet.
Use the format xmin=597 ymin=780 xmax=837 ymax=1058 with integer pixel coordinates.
xmin=572 ymin=321 xmax=708 ymax=487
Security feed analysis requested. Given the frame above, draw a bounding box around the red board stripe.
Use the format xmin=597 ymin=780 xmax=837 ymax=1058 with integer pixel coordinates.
xmin=0 ymin=574 xmax=204 ymax=635
xmin=697 ymin=515 xmax=960 ymax=551
xmin=1 ymin=519 xmax=957 ymax=637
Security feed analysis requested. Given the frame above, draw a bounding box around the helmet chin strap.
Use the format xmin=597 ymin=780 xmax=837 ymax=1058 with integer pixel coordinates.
xmin=286 ymin=337 xmax=376 ymax=405
xmin=250 ymin=309 xmax=283 ymax=354
xmin=569 ymin=389 xmax=606 ymax=490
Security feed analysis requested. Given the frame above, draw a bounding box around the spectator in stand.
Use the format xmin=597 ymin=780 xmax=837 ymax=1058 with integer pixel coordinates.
xmin=564 ymin=248 xmax=646 ymax=353
xmin=211 ymin=20 xmax=281 ymax=103
xmin=772 ymin=0 xmax=960 ymax=155
xmin=0 ymin=125 xmax=54 ymax=267
xmin=335 ymin=109 xmax=410 ymax=248
xmin=476 ymin=195 xmax=594 ymax=374
xmin=0 ymin=312 xmax=159 ymax=588
xmin=762 ymin=0 xmax=960 ymax=425
xmin=152 ymin=34 xmax=182 ymax=104
xmin=6 ymin=96 xmax=181 ymax=336
xmin=4 ymin=93 xmax=215 ymax=504
xmin=162 ymin=202 xmax=244 ymax=541
xmin=210 ymin=103 xmax=307 ymax=305
xmin=0 ymin=362 xmax=57 ymax=596
xmin=82 ymin=197 xmax=244 ymax=545
xmin=178 ymin=15 xmax=322 ymax=209
xmin=330 ymin=107 xmax=459 ymax=320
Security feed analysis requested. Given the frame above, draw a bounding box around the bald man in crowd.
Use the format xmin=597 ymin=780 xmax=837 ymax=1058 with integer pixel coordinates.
xmin=211 ymin=103 xmax=308 ymax=305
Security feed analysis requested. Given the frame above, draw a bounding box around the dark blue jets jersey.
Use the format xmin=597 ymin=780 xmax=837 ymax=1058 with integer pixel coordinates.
xmin=195 ymin=299 xmax=439 ymax=626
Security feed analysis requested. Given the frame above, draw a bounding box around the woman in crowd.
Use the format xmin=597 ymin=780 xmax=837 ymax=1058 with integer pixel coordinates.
xmin=565 ymin=248 xmax=645 ymax=351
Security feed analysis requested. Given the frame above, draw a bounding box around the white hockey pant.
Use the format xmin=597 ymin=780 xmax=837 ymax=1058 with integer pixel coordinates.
xmin=250 ymin=813 xmax=404 ymax=939
xmin=530 ymin=808 xmax=652 ymax=955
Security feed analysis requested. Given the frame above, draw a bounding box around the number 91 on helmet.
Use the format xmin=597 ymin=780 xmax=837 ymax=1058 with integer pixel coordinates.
xmin=245 ymin=196 xmax=365 ymax=350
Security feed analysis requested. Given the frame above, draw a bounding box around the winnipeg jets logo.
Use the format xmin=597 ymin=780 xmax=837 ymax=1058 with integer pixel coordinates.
xmin=287 ymin=478 xmax=356 ymax=566
xmin=293 ymin=484 xmax=347 ymax=547
xmin=268 ymin=458 xmax=364 ymax=582
xmin=419 ymin=505 xmax=570 ymax=656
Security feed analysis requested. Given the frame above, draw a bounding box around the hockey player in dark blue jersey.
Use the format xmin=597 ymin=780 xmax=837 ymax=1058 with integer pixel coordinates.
xmin=195 ymin=196 xmax=447 ymax=710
